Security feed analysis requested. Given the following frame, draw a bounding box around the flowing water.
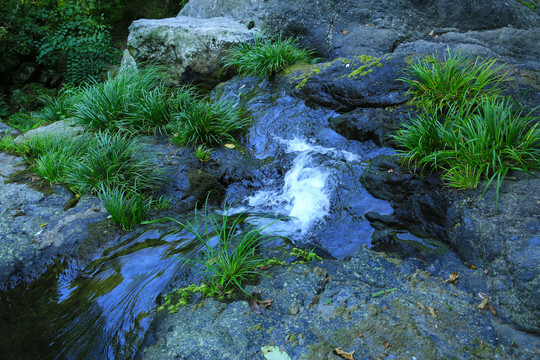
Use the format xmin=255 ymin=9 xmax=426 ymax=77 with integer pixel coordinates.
xmin=0 ymin=76 xmax=395 ymax=359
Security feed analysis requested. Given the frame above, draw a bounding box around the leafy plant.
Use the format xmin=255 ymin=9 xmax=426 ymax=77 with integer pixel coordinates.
xmin=146 ymin=200 xmax=279 ymax=298
xmin=36 ymin=86 xmax=80 ymax=123
xmin=399 ymin=49 xmax=507 ymax=114
xmin=195 ymin=145 xmax=212 ymax=162
xmin=223 ymin=32 xmax=316 ymax=77
xmin=64 ymin=131 xmax=163 ymax=195
xmin=98 ymin=185 xmax=152 ymax=230
xmin=72 ymin=67 xmax=165 ymax=132
xmin=170 ymin=99 xmax=249 ymax=145
xmin=393 ymin=98 xmax=540 ymax=206
xmin=7 ymin=111 xmax=44 ymax=133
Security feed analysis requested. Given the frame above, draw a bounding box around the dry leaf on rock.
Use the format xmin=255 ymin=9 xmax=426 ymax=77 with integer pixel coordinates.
xmin=384 ymin=341 xmax=391 ymax=348
xmin=342 ymin=30 xmax=349 ymax=34
xmin=334 ymin=347 xmax=355 ymax=360
xmin=445 ymin=272 xmax=459 ymax=284
xmin=224 ymin=143 xmax=235 ymax=149
xmin=428 ymin=306 xmax=437 ymax=318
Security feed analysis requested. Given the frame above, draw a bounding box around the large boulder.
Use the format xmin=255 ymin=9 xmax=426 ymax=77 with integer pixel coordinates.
xmin=361 ymin=155 xmax=540 ymax=334
xmin=127 ymin=16 xmax=254 ymax=87
xmin=180 ymin=0 xmax=539 ymax=60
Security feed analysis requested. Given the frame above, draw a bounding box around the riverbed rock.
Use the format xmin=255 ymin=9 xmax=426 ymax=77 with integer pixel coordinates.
xmin=127 ymin=16 xmax=254 ymax=87
xmin=361 ymin=155 xmax=540 ymax=334
xmin=285 ymin=54 xmax=410 ymax=113
xmin=180 ymin=0 xmax=540 ymax=60
xmin=0 ymin=152 xmax=110 ymax=291
xmin=136 ymin=247 xmax=540 ymax=359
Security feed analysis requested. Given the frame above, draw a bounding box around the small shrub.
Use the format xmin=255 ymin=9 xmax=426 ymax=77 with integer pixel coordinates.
xmin=170 ymin=100 xmax=249 ymax=145
xmin=399 ymin=49 xmax=507 ymax=114
xmin=223 ymin=32 xmax=316 ymax=77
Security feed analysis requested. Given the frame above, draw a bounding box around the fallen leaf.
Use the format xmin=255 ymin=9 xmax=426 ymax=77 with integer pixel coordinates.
xmin=428 ymin=306 xmax=437 ymax=318
xmin=477 ymin=297 xmax=489 ymax=310
xmin=512 ymin=341 xmax=520 ymax=349
xmin=40 ymin=223 xmax=47 ymax=227
xmin=29 ymin=175 xmax=40 ymax=182
xmin=434 ymin=35 xmax=439 ymax=38
xmin=417 ymin=302 xmax=426 ymax=310
xmin=224 ymin=143 xmax=235 ymax=148
xmin=445 ymin=272 xmax=459 ymax=284
xmin=468 ymin=264 xmax=476 ymax=269
xmin=334 ymin=347 xmax=355 ymax=360
xmin=356 ymin=332 xmax=363 ymax=338
xmin=382 ymin=306 xmax=387 ymax=311
xmin=248 ymin=298 xmax=262 ymax=314
xmin=342 ymin=30 xmax=349 ymax=34
xmin=487 ymin=304 xmax=497 ymax=316
xmin=262 ymin=345 xmax=292 ymax=360
xmin=384 ymin=341 xmax=391 ymax=348
xmin=484 ymin=268 xmax=489 ymax=275
xmin=429 ymin=30 xmax=434 ymax=36
xmin=324 ymin=298 xmax=332 ymax=305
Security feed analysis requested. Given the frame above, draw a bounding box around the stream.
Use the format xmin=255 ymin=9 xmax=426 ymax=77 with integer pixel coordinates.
xmin=0 ymin=76 xmax=395 ymax=359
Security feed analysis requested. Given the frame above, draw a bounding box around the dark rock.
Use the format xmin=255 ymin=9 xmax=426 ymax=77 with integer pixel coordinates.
xmin=284 ymin=55 xmax=409 ymax=113
xmin=362 ymin=154 xmax=540 ymax=333
xmin=329 ymin=106 xmax=416 ymax=146
xmin=181 ymin=0 xmax=539 ymax=59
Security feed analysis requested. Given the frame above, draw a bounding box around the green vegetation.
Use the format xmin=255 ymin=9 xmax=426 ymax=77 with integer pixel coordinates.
xmin=168 ymin=100 xmax=248 ymax=145
xmin=223 ymin=32 xmax=317 ymax=77
xmin=17 ymin=131 xmax=163 ymax=229
xmin=398 ymin=49 xmax=506 ymax=114
xmin=98 ymin=185 xmax=151 ymax=230
xmin=195 ymin=145 xmax=212 ymax=162
xmin=147 ymin=201 xmax=279 ymax=298
xmin=0 ymin=135 xmax=19 ymax=153
xmin=394 ymin=51 xmax=540 ymax=205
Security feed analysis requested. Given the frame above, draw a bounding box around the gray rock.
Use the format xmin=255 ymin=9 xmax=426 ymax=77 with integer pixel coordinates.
xmin=15 ymin=120 xmax=85 ymax=143
xmin=119 ymin=49 xmax=138 ymax=74
xmin=127 ymin=16 xmax=254 ymax=87
xmin=0 ymin=152 xmax=109 ymax=291
xmin=0 ymin=122 xmax=19 ymax=138
xmin=180 ymin=0 xmax=539 ymax=59
xmin=136 ymin=248 xmax=540 ymax=359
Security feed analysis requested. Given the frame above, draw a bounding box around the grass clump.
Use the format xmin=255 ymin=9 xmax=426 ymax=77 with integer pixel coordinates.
xmin=147 ymin=200 xmax=279 ymax=298
xmin=399 ymin=49 xmax=507 ymax=114
xmin=64 ymin=131 xmax=163 ymax=195
xmin=169 ymin=100 xmax=249 ymax=146
xmin=223 ymin=32 xmax=317 ymax=77
xmin=71 ymin=67 xmax=167 ymax=132
xmin=19 ymin=131 xmax=163 ymax=229
xmin=394 ymin=97 xmax=539 ymax=205
xmin=98 ymin=185 xmax=151 ymax=230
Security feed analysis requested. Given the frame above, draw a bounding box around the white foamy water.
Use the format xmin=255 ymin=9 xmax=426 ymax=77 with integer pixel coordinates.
xmin=245 ymin=137 xmax=363 ymax=236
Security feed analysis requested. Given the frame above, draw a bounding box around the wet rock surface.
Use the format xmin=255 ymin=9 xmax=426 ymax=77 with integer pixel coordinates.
xmin=136 ymin=247 xmax=540 ymax=360
xmin=362 ymin=155 xmax=540 ymax=334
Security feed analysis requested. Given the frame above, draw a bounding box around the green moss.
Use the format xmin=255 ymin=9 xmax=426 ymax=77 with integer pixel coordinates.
xmin=158 ymin=283 xmax=211 ymax=313
xmin=347 ymin=55 xmax=381 ymax=79
xmin=286 ymin=332 xmax=299 ymax=346
xmin=249 ymin=323 xmax=263 ymax=331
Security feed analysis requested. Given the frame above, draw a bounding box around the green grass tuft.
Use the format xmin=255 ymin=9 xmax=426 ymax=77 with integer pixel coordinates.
xmin=169 ymin=100 xmax=249 ymax=146
xmin=399 ymin=49 xmax=507 ymax=114
xmin=223 ymin=32 xmax=317 ymax=77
